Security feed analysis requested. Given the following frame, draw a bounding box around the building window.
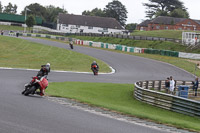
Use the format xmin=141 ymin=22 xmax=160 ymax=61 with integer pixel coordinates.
xmin=88 ymin=26 xmax=93 ymax=29
xmin=62 ymin=24 xmax=68 ymax=27
xmin=103 ymin=28 xmax=108 ymax=30
xmin=76 ymin=25 xmax=80 ymax=28
xmin=156 ymin=26 xmax=160 ymax=29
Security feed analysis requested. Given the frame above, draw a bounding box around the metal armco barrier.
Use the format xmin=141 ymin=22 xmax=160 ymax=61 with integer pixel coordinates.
xmin=134 ymin=81 xmax=200 ymax=118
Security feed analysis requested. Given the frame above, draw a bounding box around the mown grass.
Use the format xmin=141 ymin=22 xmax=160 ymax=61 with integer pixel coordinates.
xmin=0 ymin=25 xmax=24 ymax=31
xmin=131 ymin=30 xmax=200 ymax=40
xmin=36 ymin=35 xmax=200 ymax=77
xmin=46 ymin=82 xmax=200 ymax=132
xmin=94 ymin=47 xmax=200 ymax=77
xmin=0 ymin=36 xmax=111 ymax=72
xmin=69 ymin=36 xmax=200 ymax=54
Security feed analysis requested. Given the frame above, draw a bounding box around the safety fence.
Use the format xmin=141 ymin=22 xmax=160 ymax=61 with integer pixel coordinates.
xmin=134 ymin=80 xmax=200 ymax=117
xmin=11 ymin=33 xmax=200 ymax=59
xmin=36 ymin=31 xmax=182 ymax=44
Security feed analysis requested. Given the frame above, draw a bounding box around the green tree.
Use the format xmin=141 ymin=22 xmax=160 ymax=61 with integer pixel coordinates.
xmin=170 ymin=8 xmax=189 ymax=18
xmin=0 ymin=1 xmax=3 ymax=13
xmin=22 ymin=3 xmax=68 ymax=24
xmin=125 ymin=23 xmax=137 ymax=32
xmin=104 ymin=0 xmax=128 ymax=26
xmin=26 ymin=15 xmax=36 ymax=29
xmin=154 ymin=9 xmax=168 ymax=17
xmin=143 ymin=0 xmax=188 ymax=19
xmin=45 ymin=5 xmax=67 ymax=23
xmin=13 ymin=4 xmax=17 ymax=14
xmin=3 ymin=2 xmax=17 ymax=14
xmin=21 ymin=3 xmax=47 ymax=21
xmin=82 ymin=8 xmax=105 ymax=17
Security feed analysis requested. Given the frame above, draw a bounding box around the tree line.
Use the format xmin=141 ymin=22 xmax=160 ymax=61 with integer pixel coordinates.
xmin=143 ymin=0 xmax=189 ymax=19
xmin=0 ymin=0 xmax=190 ymax=31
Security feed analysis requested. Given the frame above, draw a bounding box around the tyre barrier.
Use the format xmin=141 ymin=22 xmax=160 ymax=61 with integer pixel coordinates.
xmin=134 ymin=80 xmax=200 ymax=118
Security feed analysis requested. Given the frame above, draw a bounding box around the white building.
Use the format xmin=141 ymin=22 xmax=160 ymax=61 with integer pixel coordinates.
xmin=57 ymin=13 xmax=124 ymax=34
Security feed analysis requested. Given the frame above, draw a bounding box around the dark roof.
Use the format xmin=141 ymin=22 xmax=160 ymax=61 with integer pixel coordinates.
xmin=150 ymin=16 xmax=186 ymax=25
xmin=58 ymin=13 xmax=124 ymax=30
xmin=138 ymin=20 xmax=151 ymax=26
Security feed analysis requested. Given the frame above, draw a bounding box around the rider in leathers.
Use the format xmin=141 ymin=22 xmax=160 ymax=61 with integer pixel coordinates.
xmin=24 ymin=63 xmax=50 ymax=96
xmin=91 ymin=61 xmax=99 ymax=75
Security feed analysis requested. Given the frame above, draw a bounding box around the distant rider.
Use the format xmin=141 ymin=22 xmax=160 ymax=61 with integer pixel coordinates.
xmin=91 ymin=61 xmax=99 ymax=75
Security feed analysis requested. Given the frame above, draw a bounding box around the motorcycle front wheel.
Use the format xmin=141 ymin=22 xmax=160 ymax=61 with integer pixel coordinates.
xmin=24 ymin=86 xmax=36 ymax=96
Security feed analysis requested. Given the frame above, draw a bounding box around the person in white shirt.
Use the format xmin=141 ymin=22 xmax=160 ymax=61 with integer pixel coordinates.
xmin=169 ymin=76 xmax=175 ymax=94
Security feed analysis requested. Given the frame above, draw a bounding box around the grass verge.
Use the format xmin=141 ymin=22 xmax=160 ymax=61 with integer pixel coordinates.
xmin=0 ymin=25 xmax=25 ymax=31
xmin=69 ymin=35 xmax=200 ymax=53
xmin=33 ymin=35 xmax=200 ymax=77
xmin=0 ymin=36 xmax=111 ymax=72
xmin=46 ymin=81 xmax=200 ymax=132
xmin=131 ymin=30 xmax=200 ymax=40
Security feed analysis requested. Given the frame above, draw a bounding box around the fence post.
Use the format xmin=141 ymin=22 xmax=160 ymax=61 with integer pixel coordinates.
xmin=140 ymin=81 xmax=143 ymax=87
xmin=159 ymin=80 xmax=162 ymax=91
xmin=152 ymin=81 xmax=155 ymax=88
xmin=146 ymin=81 xmax=149 ymax=89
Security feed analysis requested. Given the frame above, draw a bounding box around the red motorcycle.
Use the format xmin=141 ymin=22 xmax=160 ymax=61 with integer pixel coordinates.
xmin=91 ymin=65 xmax=99 ymax=75
xmin=22 ymin=76 xmax=48 ymax=96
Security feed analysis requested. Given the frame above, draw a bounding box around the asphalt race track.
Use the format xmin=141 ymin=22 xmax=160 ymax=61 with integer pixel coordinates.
xmin=0 ymin=37 xmax=195 ymax=133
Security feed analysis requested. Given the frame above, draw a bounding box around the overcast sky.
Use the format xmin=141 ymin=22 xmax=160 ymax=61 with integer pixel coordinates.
xmin=1 ymin=0 xmax=200 ymax=24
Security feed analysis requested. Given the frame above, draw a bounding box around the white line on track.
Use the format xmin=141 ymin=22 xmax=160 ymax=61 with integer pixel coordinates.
xmin=0 ymin=66 xmax=116 ymax=75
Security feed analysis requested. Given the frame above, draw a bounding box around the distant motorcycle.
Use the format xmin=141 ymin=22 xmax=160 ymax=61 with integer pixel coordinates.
xmin=91 ymin=65 xmax=99 ymax=75
xmin=69 ymin=41 xmax=73 ymax=49
xmin=22 ymin=76 xmax=48 ymax=96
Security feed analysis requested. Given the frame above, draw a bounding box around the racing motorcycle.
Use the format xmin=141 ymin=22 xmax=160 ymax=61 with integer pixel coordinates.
xmin=22 ymin=76 xmax=48 ymax=96
xmin=69 ymin=41 xmax=74 ymax=49
xmin=91 ymin=65 xmax=99 ymax=75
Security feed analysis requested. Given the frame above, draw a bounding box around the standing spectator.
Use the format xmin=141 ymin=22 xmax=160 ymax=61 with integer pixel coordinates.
xmin=193 ymin=77 xmax=199 ymax=96
xmin=1 ymin=30 xmax=4 ymax=35
xmin=16 ymin=31 xmax=19 ymax=37
xmin=169 ymin=76 xmax=175 ymax=95
xmin=165 ymin=77 xmax=170 ymax=93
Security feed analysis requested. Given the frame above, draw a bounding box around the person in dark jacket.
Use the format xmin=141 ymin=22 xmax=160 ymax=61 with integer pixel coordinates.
xmin=193 ymin=77 xmax=199 ymax=96
xmin=37 ymin=63 xmax=50 ymax=77
xmin=91 ymin=61 xmax=99 ymax=75
xmin=35 ymin=63 xmax=50 ymax=96
xmin=91 ymin=61 xmax=99 ymax=69
xmin=165 ymin=77 xmax=170 ymax=93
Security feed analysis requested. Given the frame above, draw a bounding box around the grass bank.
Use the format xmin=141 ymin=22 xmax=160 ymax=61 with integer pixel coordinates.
xmin=0 ymin=36 xmax=111 ymax=72
xmin=0 ymin=25 xmax=24 ymax=31
xmin=46 ymin=82 xmax=200 ymax=132
xmin=69 ymin=36 xmax=200 ymax=54
xmin=131 ymin=30 xmax=200 ymax=40
xmin=35 ymin=35 xmax=200 ymax=77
